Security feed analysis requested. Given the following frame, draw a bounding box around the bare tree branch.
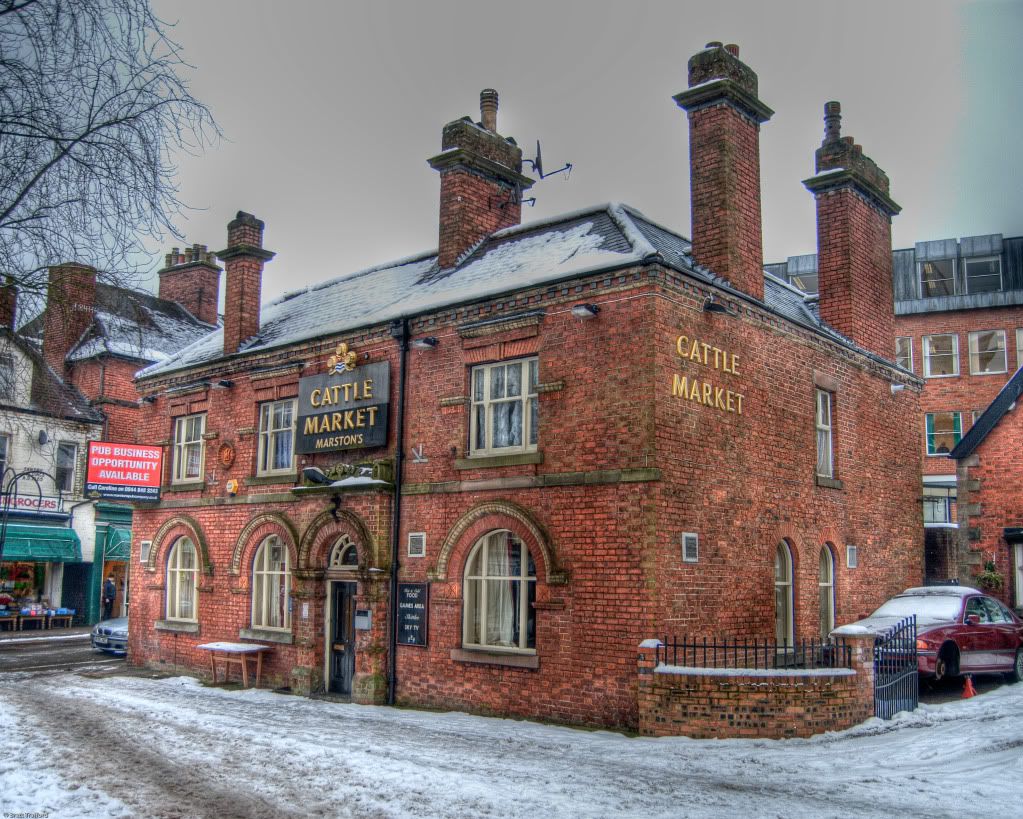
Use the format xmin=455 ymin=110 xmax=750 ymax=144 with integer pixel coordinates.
xmin=0 ymin=0 xmax=218 ymax=306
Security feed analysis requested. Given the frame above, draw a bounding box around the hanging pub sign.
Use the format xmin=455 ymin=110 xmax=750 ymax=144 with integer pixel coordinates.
xmin=396 ymin=583 xmax=429 ymax=647
xmin=296 ymin=344 xmax=390 ymax=454
xmin=85 ymin=442 xmax=163 ymax=501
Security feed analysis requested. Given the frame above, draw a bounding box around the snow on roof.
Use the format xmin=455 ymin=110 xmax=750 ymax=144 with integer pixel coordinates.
xmin=138 ymin=202 xmax=866 ymax=380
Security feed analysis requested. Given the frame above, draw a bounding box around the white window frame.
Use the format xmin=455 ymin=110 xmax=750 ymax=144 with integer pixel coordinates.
xmin=846 ymin=544 xmax=858 ymax=569
xmin=0 ymin=353 xmax=14 ymax=401
xmin=257 ymin=399 xmax=296 ymax=476
xmin=918 ymin=258 xmax=957 ymax=298
xmin=55 ymin=441 xmax=77 ymax=493
xmin=815 ymin=389 xmax=833 ymax=479
xmin=1017 ymin=329 xmax=1023 ymax=374
xmin=895 ymin=337 xmax=913 ymax=372
xmin=682 ymin=533 xmax=699 ymax=563
xmin=251 ymin=535 xmax=291 ymax=630
xmin=818 ymin=546 xmax=835 ymax=639
xmin=964 ymin=256 xmax=1002 ymax=294
xmin=469 ymin=358 xmax=538 ymax=457
xmin=926 ymin=411 xmax=962 ymax=456
xmin=463 ymin=530 xmax=536 ymax=654
xmin=968 ymin=330 xmax=1007 ymax=376
xmin=166 ymin=537 xmax=198 ymax=621
xmin=0 ymin=432 xmax=9 ymax=474
xmin=774 ymin=542 xmax=794 ymax=647
xmin=923 ymin=486 xmax=956 ymax=525
xmin=172 ymin=413 xmax=206 ymax=484
xmin=923 ymin=334 xmax=959 ymax=378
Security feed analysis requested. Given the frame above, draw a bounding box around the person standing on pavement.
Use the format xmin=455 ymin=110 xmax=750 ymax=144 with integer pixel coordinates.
xmin=102 ymin=576 xmax=116 ymax=619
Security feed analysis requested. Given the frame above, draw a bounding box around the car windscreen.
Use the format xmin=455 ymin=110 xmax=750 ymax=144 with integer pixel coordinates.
xmin=871 ymin=595 xmax=961 ymax=621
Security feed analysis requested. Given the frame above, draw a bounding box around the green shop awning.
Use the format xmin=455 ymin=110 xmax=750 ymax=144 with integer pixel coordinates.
xmin=0 ymin=524 xmax=82 ymax=562
xmin=103 ymin=526 xmax=132 ymax=561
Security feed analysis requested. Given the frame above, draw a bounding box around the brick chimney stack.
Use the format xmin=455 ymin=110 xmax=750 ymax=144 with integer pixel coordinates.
xmin=0 ymin=277 xmax=16 ymax=328
xmin=803 ymin=101 xmax=901 ymax=358
xmin=43 ymin=263 xmax=97 ymax=374
xmin=674 ymin=42 xmax=773 ymax=301
xmin=158 ymin=243 xmax=222 ymax=325
xmin=217 ymin=212 xmax=274 ymax=356
xmin=428 ymin=89 xmax=534 ymax=269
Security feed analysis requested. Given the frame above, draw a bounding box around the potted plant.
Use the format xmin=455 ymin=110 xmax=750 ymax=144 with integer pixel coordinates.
xmin=976 ymin=560 xmax=1004 ymax=593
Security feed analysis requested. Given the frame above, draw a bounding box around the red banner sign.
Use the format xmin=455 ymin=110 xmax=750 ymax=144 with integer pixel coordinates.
xmin=86 ymin=442 xmax=163 ymax=501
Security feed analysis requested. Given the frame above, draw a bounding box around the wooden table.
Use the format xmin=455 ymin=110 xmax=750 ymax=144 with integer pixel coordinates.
xmin=197 ymin=642 xmax=271 ymax=688
xmin=17 ymin=614 xmax=46 ymax=631
xmin=47 ymin=614 xmax=74 ymax=629
xmin=0 ymin=615 xmax=18 ymax=631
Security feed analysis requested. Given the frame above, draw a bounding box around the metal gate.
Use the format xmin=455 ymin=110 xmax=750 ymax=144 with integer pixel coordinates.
xmin=874 ymin=615 xmax=918 ymax=719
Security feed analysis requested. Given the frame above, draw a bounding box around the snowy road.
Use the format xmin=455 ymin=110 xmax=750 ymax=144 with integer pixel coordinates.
xmin=1 ymin=672 xmax=1021 ymax=819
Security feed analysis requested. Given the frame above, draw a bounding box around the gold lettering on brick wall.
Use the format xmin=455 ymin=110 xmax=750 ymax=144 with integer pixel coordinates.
xmin=671 ymin=334 xmax=745 ymax=415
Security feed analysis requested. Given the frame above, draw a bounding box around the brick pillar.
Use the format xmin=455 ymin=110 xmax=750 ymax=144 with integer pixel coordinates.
xmin=428 ymin=90 xmax=534 ymax=269
xmin=803 ymin=102 xmax=901 ymax=359
xmin=43 ymin=263 xmax=97 ymax=374
xmin=843 ymin=633 xmax=877 ymax=724
xmin=0 ymin=278 xmax=16 ymax=328
xmin=674 ymin=43 xmax=773 ymax=301
xmin=158 ymin=244 xmax=222 ymax=325
xmin=217 ymin=212 xmax=275 ymax=356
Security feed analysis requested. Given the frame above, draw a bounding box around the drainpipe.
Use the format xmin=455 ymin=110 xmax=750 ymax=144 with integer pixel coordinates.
xmin=386 ymin=318 xmax=409 ymax=705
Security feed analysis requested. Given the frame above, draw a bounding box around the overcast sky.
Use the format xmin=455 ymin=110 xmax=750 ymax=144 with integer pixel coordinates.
xmin=151 ymin=0 xmax=1023 ymax=306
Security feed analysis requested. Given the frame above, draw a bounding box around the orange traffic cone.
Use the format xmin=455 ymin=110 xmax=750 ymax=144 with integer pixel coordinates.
xmin=962 ymin=675 xmax=977 ymax=699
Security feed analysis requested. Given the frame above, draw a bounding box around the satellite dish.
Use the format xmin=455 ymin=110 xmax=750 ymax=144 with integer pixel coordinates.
xmin=534 ymin=140 xmax=544 ymax=178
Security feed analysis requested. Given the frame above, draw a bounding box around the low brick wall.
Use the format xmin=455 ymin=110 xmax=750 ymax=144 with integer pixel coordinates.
xmin=637 ymin=636 xmax=875 ymax=739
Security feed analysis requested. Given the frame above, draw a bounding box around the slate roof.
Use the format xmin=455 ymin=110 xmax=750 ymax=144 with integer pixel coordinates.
xmin=0 ymin=329 xmax=104 ymax=424
xmin=20 ymin=284 xmax=215 ymax=366
xmin=139 ymin=202 xmax=877 ymax=380
xmin=949 ymin=365 xmax=1023 ymax=459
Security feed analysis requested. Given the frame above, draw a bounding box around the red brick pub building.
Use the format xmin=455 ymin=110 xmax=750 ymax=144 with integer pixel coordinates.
xmin=128 ymin=44 xmax=922 ymax=729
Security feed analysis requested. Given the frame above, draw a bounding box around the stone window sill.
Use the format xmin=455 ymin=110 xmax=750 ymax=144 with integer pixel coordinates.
xmin=164 ymin=482 xmax=205 ymax=493
xmin=815 ymin=475 xmax=844 ymax=490
xmin=245 ymin=473 xmax=298 ymax=487
xmin=155 ymin=619 xmax=199 ymax=634
xmin=454 ymin=451 xmax=543 ymax=470
xmin=450 ymin=648 xmax=539 ymax=669
xmin=239 ymin=627 xmax=293 ymax=645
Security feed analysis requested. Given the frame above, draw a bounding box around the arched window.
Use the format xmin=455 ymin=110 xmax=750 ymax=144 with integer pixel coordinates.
xmin=166 ymin=537 xmax=198 ymax=621
xmin=774 ymin=542 xmax=793 ymax=647
xmin=252 ymin=535 xmax=290 ymax=630
xmin=328 ymin=535 xmax=358 ymax=570
xmin=463 ymin=530 xmax=536 ymax=652
xmin=818 ymin=546 xmax=835 ymax=638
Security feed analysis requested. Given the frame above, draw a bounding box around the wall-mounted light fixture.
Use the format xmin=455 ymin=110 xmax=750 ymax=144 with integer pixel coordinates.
xmin=213 ymin=379 xmax=234 ymax=389
xmin=302 ymin=466 xmax=332 ymax=485
xmin=140 ymin=395 xmax=157 ymax=405
xmin=701 ymin=295 xmax=735 ymax=315
xmin=571 ymin=303 xmax=600 ymax=319
xmin=890 ymin=383 xmax=906 ymax=395
xmin=411 ymin=337 xmax=439 ymax=350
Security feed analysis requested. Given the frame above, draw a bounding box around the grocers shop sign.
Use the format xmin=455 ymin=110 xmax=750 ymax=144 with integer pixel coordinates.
xmin=296 ymin=344 xmax=389 ymax=454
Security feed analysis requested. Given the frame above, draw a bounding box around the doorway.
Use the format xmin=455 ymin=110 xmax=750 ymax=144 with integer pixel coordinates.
xmin=328 ymin=581 xmax=357 ymax=696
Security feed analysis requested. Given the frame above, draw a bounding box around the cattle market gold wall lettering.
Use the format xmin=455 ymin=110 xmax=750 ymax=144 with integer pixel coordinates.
xmin=672 ymin=334 xmax=745 ymax=415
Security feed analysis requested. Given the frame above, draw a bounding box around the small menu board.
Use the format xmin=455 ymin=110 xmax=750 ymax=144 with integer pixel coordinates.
xmin=396 ymin=583 xmax=429 ymax=646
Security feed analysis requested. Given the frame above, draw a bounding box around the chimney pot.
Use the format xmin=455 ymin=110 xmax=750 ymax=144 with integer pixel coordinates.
xmin=705 ymin=41 xmax=723 ymax=49
xmin=823 ymin=101 xmax=842 ymax=145
xmin=724 ymin=43 xmax=739 ymax=57
xmin=480 ymin=89 xmax=499 ymax=132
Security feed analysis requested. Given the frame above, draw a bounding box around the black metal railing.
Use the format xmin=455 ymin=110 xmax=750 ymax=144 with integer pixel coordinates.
xmin=873 ymin=615 xmax=918 ymax=719
xmin=656 ymin=636 xmax=853 ymax=670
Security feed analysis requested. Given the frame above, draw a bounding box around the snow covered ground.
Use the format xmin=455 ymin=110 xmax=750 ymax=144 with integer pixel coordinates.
xmin=1 ymin=671 xmax=1021 ymax=818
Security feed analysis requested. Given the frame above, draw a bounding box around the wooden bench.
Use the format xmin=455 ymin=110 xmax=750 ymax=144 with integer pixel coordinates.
xmin=197 ymin=642 xmax=271 ymax=688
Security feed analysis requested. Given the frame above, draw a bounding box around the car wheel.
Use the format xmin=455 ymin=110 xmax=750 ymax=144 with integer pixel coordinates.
xmin=934 ymin=645 xmax=959 ymax=681
xmin=1007 ymin=650 xmax=1023 ymax=684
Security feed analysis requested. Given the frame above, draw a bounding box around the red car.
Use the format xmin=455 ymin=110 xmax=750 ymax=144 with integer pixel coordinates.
xmin=834 ymin=586 xmax=1023 ymax=682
